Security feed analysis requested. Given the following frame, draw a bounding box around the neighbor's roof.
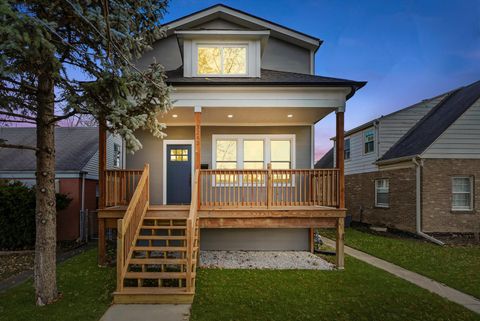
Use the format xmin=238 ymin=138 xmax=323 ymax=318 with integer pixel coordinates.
xmin=378 ymin=80 xmax=480 ymax=163
xmin=315 ymin=148 xmax=334 ymax=169
xmin=163 ymin=3 xmax=322 ymax=51
xmin=166 ymin=68 xmax=366 ymax=92
xmin=0 ymin=127 xmax=99 ymax=172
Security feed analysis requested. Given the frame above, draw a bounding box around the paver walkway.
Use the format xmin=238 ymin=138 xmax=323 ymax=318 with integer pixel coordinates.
xmin=323 ymin=238 xmax=480 ymax=315
xmin=99 ymin=304 xmax=191 ymax=321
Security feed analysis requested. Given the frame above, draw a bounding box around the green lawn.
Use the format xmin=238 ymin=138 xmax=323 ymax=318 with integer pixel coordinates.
xmin=320 ymin=228 xmax=480 ymax=299
xmin=0 ymin=249 xmax=115 ymax=321
xmin=191 ymin=258 xmax=480 ymax=321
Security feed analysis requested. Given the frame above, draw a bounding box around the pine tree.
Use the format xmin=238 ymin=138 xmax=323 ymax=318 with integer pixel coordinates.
xmin=0 ymin=0 xmax=171 ymax=305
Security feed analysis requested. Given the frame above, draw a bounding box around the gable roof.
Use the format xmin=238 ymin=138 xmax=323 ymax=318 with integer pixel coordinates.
xmin=315 ymin=148 xmax=334 ymax=168
xmin=378 ymin=80 xmax=480 ymax=163
xmin=163 ymin=4 xmax=321 ymax=51
xmin=166 ymin=68 xmax=366 ymax=93
xmin=0 ymin=127 xmax=99 ymax=172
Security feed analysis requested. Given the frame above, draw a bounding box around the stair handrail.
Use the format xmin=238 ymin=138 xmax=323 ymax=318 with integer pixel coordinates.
xmin=186 ymin=169 xmax=200 ymax=292
xmin=116 ymin=163 xmax=150 ymax=292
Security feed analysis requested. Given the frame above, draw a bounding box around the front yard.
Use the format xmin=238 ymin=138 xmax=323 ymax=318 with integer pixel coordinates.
xmin=320 ymin=227 xmax=480 ymax=299
xmin=0 ymin=247 xmax=479 ymax=321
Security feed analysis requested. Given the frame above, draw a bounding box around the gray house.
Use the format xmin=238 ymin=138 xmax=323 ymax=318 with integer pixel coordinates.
xmin=0 ymin=127 xmax=124 ymax=241
xmin=96 ymin=4 xmax=365 ymax=303
xmin=321 ymin=80 xmax=480 ymax=240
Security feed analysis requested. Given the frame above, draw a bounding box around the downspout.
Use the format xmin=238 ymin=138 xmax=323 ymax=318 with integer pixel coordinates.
xmin=412 ymin=157 xmax=444 ymax=245
xmin=78 ymin=171 xmax=86 ymax=242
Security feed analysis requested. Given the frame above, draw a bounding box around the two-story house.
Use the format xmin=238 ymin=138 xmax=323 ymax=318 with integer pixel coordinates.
xmin=96 ymin=4 xmax=366 ymax=303
xmin=319 ymin=80 xmax=480 ymax=243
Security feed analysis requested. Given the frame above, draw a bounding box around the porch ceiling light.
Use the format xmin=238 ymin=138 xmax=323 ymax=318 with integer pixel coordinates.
xmin=287 ymin=114 xmax=293 ymax=118
xmin=172 ymin=114 xmax=178 ymax=118
xmin=227 ymin=114 xmax=234 ymax=118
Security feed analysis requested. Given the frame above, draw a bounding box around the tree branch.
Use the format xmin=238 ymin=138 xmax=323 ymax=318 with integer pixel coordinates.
xmin=0 ymin=118 xmax=37 ymax=124
xmin=0 ymin=142 xmax=39 ymax=151
xmin=0 ymin=111 xmax=36 ymax=121
xmin=50 ymin=110 xmax=86 ymax=123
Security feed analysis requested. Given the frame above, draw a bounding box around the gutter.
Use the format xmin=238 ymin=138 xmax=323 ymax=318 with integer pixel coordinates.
xmin=412 ymin=157 xmax=444 ymax=246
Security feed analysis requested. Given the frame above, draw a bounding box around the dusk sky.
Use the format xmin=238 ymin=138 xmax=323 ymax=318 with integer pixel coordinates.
xmin=166 ymin=0 xmax=480 ymax=161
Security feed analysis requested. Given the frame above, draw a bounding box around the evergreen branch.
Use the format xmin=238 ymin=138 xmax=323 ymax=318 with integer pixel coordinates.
xmin=0 ymin=118 xmax=37 ymax=124
xmin=0 ymin=142 xmax=39 ymax=151
xmin=0 ymin=111 xmax=36 ymax=121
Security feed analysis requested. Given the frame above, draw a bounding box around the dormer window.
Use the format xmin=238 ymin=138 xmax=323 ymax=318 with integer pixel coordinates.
xmin=198 ymin=45 xmax=247 ymax=76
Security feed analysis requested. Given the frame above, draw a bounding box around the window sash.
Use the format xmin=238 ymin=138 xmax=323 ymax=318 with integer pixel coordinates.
xmin=364 ymin=129 xmax=375 ymax=154
xmin=375 ymin=179 xmax=389 ymax=207
xmin=452 ymin=177 xmax=473 ymax=210
xmin=197 ymin=44 xmax=248 ymax=76
xmin=344 ymin=139 xmax=350 ymax=160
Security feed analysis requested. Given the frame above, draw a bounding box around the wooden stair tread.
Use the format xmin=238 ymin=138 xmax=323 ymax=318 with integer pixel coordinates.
xmin=145 ymin=212 xmax=189 ymax=219
xmin=125 ymin=271 xmax=194 ymax=279
xmin=133 ymin=246 xmax=187 ymax=252
xmin=129 ymin=258 xmax=187 ymax=265
xmin=116 ymin=287 xmax=193 ymax=295
xmin=137 ymin=235 xmax=186 ymax=240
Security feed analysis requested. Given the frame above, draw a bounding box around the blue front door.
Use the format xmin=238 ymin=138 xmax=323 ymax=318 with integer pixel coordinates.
xmin=166 ymin=144 xmax=192 ymax=204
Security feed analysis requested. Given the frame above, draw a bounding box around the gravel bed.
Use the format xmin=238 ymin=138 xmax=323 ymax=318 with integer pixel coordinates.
xmin=200 ymin=250 xmax=334 ymax=270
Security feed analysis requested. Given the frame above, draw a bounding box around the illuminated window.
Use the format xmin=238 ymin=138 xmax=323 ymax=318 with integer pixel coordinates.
xmin=197 ymin=45 xmax=247 ymax=76
xmin=170 ymin=149 xmax=189 ymax=162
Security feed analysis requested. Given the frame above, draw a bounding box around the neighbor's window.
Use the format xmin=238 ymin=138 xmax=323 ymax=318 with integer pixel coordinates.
xmin=197 ymin=45 xmax=247 ymax=75
xmin=452 ymin=177 xmax=473 ymax=211
xmin=375 ymin=179 xmax=389 ymax=207
xmin=113 ymin=143 xmax=121 ymax=168
xmin=344 ymin=138 xmax=351 ymax=160
xmin=364 ymin=129 xmax=375 ymax=154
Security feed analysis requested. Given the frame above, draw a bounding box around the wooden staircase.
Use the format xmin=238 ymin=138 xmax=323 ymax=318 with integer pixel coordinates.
xmin=113 ymin=165 xmax=200 ymax=304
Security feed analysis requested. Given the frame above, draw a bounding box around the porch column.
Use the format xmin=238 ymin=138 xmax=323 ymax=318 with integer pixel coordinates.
xmin=98 ymin=119 xmax=107 ymax=266
xmin=335 ymin=108 xmax=345 ymax=269
xmin=194 ymin=106 xmax=201 ymax=170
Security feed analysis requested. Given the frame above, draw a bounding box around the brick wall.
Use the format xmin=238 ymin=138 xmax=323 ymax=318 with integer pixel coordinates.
xmin=422 ymin=159 xmax=480 ymax=233
xmin=345 ymin=167 xmax=417 ymax=232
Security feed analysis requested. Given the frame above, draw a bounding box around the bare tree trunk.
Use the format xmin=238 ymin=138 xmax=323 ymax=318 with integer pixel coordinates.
xmin=34 ymin=72 xmax=58 ymax=305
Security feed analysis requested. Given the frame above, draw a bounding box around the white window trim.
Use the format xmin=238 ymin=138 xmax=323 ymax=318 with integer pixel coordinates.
xmin=212 ymin=134 xmax=296 ymax=170
xmin=451 ymin=176 xmax=474 ymax=211
xmin=363 ymin=128 xmax=375 ymax=155
xmin=375 ymin=178 xmax=389 ymax=208
xmin=184 ymin=39 xmax=261 ymax=78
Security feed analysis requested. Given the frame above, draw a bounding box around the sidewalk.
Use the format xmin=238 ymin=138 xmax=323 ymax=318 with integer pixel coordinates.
xmin=99 ymin=304 xmax=191 ymax=321
xmin=323 ymin=238 xmax=480 ymax=315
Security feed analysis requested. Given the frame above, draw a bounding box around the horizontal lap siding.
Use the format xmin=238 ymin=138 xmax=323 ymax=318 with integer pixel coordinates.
xmin=343 ymin=127 xmax=377 ymax=175
xmin=422 ymin=98 xmax=480 ymax=158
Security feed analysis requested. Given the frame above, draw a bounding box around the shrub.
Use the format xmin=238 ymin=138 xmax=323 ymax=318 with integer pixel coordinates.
xmin=0 ymin=181 xmax=71 ymax=250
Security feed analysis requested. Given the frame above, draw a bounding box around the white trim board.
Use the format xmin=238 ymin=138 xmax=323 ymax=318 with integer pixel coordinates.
xmin=162 ymin=140 xmax=195 ymax=205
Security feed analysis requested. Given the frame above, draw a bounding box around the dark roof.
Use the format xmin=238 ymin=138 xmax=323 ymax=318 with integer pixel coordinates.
xmin=0 ymin=127 xmax=99 ymax=172
xmin=163 ymin=3 xmax=322 ymax=46
xmin=379 ymin=80 xmax=480 ymax=162
xmin=166 ymin=68 xmax=366 ymax=92
xmin=315 ymin=148 xmax=334 ymax=168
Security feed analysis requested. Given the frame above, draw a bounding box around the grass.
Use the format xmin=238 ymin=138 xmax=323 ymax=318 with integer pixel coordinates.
xmin=0 ymin=248 xmax=115 ymax=321
xmin=320 ymin=227 xmax=480 ymax=299
xmin=191 ymin=257 xmax=480 ymax=321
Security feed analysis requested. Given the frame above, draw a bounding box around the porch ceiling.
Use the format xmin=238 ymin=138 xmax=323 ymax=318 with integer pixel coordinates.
xmin=157 ymin=106 xmax=335 ymax=126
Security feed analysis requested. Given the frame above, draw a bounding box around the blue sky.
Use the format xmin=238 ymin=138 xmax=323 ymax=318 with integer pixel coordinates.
xmin=165 ymin=0 xmax=480 ymax=160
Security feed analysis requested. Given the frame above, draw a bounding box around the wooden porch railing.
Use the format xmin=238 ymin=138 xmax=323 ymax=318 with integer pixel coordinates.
xmin=186 ymin=169 xmax=200 ymax=292
xmin=105 ymin=169 xmax=144 ymax=207
xmin=199 ymin=167 xmax=340 ymax=208
xmin=116 ymin=164 xmax=149 ymax=292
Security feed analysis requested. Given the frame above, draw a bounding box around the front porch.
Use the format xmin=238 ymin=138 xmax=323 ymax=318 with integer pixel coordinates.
xmin=96 ymin=86 xmax=347 ymax=303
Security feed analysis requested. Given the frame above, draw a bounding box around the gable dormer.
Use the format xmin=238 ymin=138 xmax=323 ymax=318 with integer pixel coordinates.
xmin=138 ymin=4 xmax=322 ymax=76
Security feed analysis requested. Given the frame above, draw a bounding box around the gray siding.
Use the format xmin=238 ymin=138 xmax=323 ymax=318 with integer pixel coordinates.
xmin=189 ymin=18 xmax=246 ymax=30
xmin=339 ymin=126 xmax=378 ymax=175
xmin=378 ymin=95 xmax=447 ymax=156
xmin=423 ymin=97 xmax=480 ymax=158
xmin=82 ymin=133 xmax=124 ymax=179
xmin=200 ymin=228 xmax=309 ymax=251
xmin=262 ymin=37 xmax=311 ymax=75
xmin=126 ymin=126 xmax=311 ymax=205
xmin=136 ymin=35 xmax=183 ymax=71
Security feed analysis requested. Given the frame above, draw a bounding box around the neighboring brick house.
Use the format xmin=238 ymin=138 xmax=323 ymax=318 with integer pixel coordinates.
xmin=318 ymin=80 xmax=480 ymax=239
xmin=0 ymin=127 xmax=124 ymax=241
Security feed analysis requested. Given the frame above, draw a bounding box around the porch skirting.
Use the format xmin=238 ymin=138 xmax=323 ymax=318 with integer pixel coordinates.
xmin=199 ymin=228 xmax=309 ymax=251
